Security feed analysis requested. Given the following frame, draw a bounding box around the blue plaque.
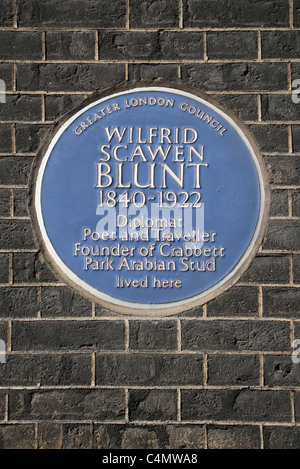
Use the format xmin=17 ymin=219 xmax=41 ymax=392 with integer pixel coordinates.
xmin=31 ymin=83 xmax=269 ymax=315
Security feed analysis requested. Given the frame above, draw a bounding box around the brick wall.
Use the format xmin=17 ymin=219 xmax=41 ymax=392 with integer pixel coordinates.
xmin=0 ymin=0 xmax=300 ymax=449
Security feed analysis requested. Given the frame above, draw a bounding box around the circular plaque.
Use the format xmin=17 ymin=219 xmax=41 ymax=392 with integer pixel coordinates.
xmin=30 ymin=82 xmax=269 ymax=316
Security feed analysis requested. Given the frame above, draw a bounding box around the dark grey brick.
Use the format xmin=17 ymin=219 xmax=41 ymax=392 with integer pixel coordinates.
xmin=46 ymin=32 xmax=95 ymax=60
xmin=62 ymin=424 xmax=92 ymax=449
xmin=0 ymin=0 xmax=14 ymax=26
xmin=13 ymin=195 xmax=28 ymax=220
xmin=263 ymin=220 xmax=300 ymax=251
xmin=17 ymin=0 xmax=126 ymax=28
xmin=292 ymin=125 xmax=300 ymax=152
xmin=293 ymin=323 xmax=300 ymax=345
xmin=262 ymin=31 xmax=300 ymax=59
xmin=264 ymin=355 xmax=300 ymax=387
xmin=181 ymin=63 xmax=288 ymax=92
xmin=15 ymin=124 xmax=50 ymax=153
xmin=130 ymin=0 xmax=179 ymax=28
xmin=183 ymin=0 xmax=290 ymax=27
xmin=94 ymin=303 xmax=122 ymax=318
xmin=181 ymin=319 xmax=291 ymax=352
xmin=294 ymin=254 xmax=300 ymax=283
xmin=164 ymin=425 xmax=205 ymax=449
xmin=293 ymin=191 xmax=300 ymax=217
xmin=0 ymin=287 xmax=39 ymax=318
xmin=0 ymin=124 xmax=12 ymax=153
xmin=207 ymin=425 xmax=261 ymax=449
xmin=263 ymin=426 xmax=300 ymax=449
xmin=129 ymin=320 xmax=178 ymax=351
xmin=13 ymin=188 xmax=29 ymax=217
xmin=41 ymin=286 xmax=92 ymax=317
xmin=0 ymin=322 xmax=8 ymax=344
xmin=0 ymin=95 xmax=42 ymax=121
xmin=99 ymin=31 xmax=159 ymax=60
xmin=92 ymin=424 xmax=206 ymax=449
xmin=262 ymin=94 xmax=300 ymax=121
xmin=0 ymin=188 xmax=11 ymax=217
xmin=240 ymin=255 xmax=290 ymax=284
xmin=11 ymin=320 xmax=125 ymax=351
xmin=269 ymin=189 xmax=289 ymax=217
xmin=44 ymin=94 xmax=86 ymax=121
xmin=0 ymin=157 xmax=33 ymax=185
xmin=294 ymin=392 xmax=300 ymax=422
xmin=263 ymin=287 xmax=300 ymax=318
xmin=8 ymin=389 xmax=125 ymax=421
xmin=171 ymin=304 xmax=204 ymax=319
xmin=100 ymin=31 xmax=204 ymax=61
xmin=13 ymin=252 xmax=58 ymax=283
xmin=0 ymin=219 xmax=36 ymax=250
xmin=264 ymin=156 xmax=300 ymax=186
xmin=211 ymin=94 xmax=258 ymax=121
xmin=207 ymin=31 xmax=257 ymax=60
xmin=249 ymin=125 xmax=289 ymax=152
xmin=0 ymin=31 xmax=42 ymax=60
xmin=128 ymin=389 xmax=177 ymax=422
xmin=0 ymin=253 xmax=9 ymax=283
xmin=181 ymin=389 xmax=291 ymax=422
xmin=206 ymin=286 xmax=259 ymax=316
xmin=207 ymin=355 xmax=260 ymax=386
xmin=96 ymin=354 xmax=203 ymax=386
xmin=17 ymin=63 xmax=125 ymax=92
xmin=159 ymin=31 xmax=203 ymax=60
xmin=38 ymin=423 xmax=62 ymax=449
xmin=295 ymin=0 xmax=300 ymax=26
xmin=92 ymin=424 xmax=172 ymax=449
xmin=0 ymin=63 xmax=13 ymax=91
xmin=0 ymin=353 xmax=91 ymax=386
xmin=0 ymin=425 xmax=35 ymax=449
xmin=128 ymin=64 xmax=180 ymax=83
xmin=271 ymin=196 xmax=285 ymax=224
